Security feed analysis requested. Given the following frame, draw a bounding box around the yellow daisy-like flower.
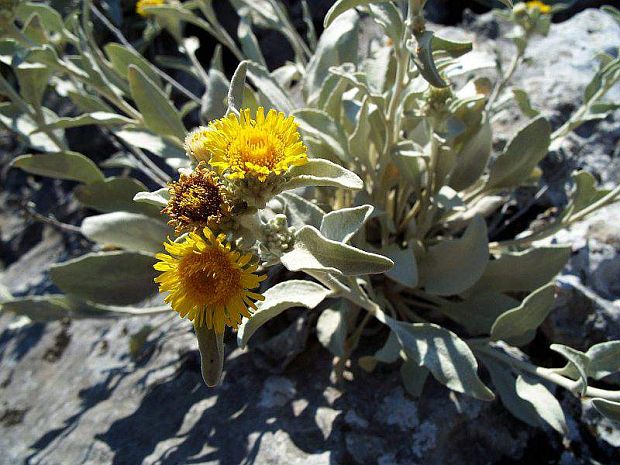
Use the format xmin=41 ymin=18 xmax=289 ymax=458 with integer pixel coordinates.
xmin=198 ymin=107 xmax=308 ymax=182
xmin=154 ymin=227 xmax=266 ymax=333
xmin=136 ymin=0 xmax=164 ymax=17
xmin=162 ymin=163 xmax=231 ymax=233
xmin=525 ymin=0 xmax=551 ymax=14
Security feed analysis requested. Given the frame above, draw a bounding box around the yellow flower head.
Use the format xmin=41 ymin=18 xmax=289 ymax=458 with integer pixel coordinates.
xmin=162 ymin=163 xmax=231 ymax=233
xmin=136 ymin=0 xmax=164 ymax=17
xmin=525 ymin=1 xmax=551 ymax=14
xmin=198 ymin=107 xmax=308 ymax=182
xmin=154 ymin=227 xmax=266 ymax=333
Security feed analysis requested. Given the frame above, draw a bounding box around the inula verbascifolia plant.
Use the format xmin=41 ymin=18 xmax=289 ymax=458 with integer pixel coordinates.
xmin=1 ymin=0 xmax=620 ymax=432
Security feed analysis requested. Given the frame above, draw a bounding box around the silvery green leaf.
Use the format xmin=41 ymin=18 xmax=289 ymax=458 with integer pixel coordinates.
xmin=304 ymin=10 xmax=359 ymax=104
xmin=512 ymin=89 xmax=540 ymax=118
xmin=382 ymin=244 xmax=418 ymax=288
xmin=449 ymin=120 xmax=492 ymax=191
xmin=380 ymin=317 xmax=494 ymax=401
xmin=114 ymin=127 xmax=185 ymax=158
xmin=133 ymin=188 xmax=170 ymax=209
xmin=293 ymin=109 xmax=350 ymax=162
xmin=75 ymin=177 xmax=162 ymax=217
xmin=81 ymin=212 xmax=171 ymax=254
xmin=400 ymin=357 xmax=429 ymax=397
xmin=348 ymin=97 xmax=372 ymax=167
xmin=516 ymin=375 xmax=568 ymax=435
xmin=486 ymin=117 xmax=551 ymax=190
xmin=375 ymin=330 xmax=401 ymax=363
xmin=66 ymin=90 xmax=113 ymax=113
xmin=201 ymin=68 xmax=229 ymax=122
xmin=363 ymin=45 xmax=394 ymax=94
xmin=238 ymin=15 xmax=267 ymax=67
xmin=228 ymin=61 xmax=248 ymax=115
xmin=31 ymin=112 xmax=133 ymax=132
xmin=586 ymin=341 xmax=620 ymax=380
xmin=11 ymin=151 xmax=104 ymax=184
xmin=278 ymin=192 xmax=325 ymax=230
xmin=592 ymin=399 xmax=620 ymax=423
xmin=127 ymin=65 xmax=186 ymax=141
xmin=432 ymin=35 xmax=473 ymax=59
xmin=0 ymin=103 xmax=64 ymax=152
xmin=490 ymin=283 xmax=556 ymax=346
xmin=16 ymin=2 xmax=74 ymax=39
xmin=104 ymin=43 xmax=162 ymax=85
xmin=246 ymin=61 xmax=296 ymax=113
xmin=392 ymin=143 xmax=425 ymax=190
xmin=272 ymin=63 xmax=303 ymax=89
xmin=317 ymin=301 xmax=350 ymax=357
xmin=478 ymin=353 xmax=541 ymax=427
xmin=367 ymin=2 xmax=403 ymax=44
xmin=569 ymin=170 xmax=610 ymax=216
xmin=320 ymin=205 xmax=373 ymax=243
xmin=0 ymin=295 xmax=72 ymax=321
xmin=238 ymin=280 xmax=332 ymax=347
xmin=50 ymin=251 xmax=157 ymax=306
xmin=557 ymin=341 xmax=620 ymax=381
xmin=440 ymin=292 xmax=520 ymax=336
xmin=317 ymin=73 xmax=348 ymax=117
xmin=324 ymin=0 xmax=388 ymax=28
xmin=410 ymin=30 xmax=448 ymax=88
xmin=550 ymin=344 xmax=589 ymax=396
xmin=418 ymin=216 xmax=489 ymax=296
xmin=15 ymin=63 xmax=50 ymax=108
xmin=466 ymin=246 xmax=571 ymax=295
xmin=281 ymin=159 xmax=363 ymax=191
xmin=281 ymin=226 xmax=393 ymax=276
xmin=195 ymin=325 xmax=224 ymax=387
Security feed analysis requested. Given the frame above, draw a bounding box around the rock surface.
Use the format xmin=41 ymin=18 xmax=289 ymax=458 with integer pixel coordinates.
xmin=1 ymin=7 xmax=620 ymax=465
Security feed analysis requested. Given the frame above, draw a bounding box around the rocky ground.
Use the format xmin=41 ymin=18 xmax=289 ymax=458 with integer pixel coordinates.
xmin=1 ymin=6 xmax=619 ymax=465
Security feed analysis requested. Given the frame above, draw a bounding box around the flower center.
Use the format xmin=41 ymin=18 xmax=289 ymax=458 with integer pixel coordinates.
xmin=178 ymin=248 xmax=241 ymax=307
xmin=228 ymin=127 xmax=285 ymax=169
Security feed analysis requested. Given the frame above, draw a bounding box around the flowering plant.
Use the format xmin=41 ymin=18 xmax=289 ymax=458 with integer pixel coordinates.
xmin=1 ymin=0 xmax=620 ymax=432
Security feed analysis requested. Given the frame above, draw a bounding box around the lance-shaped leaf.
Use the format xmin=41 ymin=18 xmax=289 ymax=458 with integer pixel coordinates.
xmin=550 ymin=344 xmax=589 ymax=396
xmin=49 ymin=251 xmax=158 ymax=306
xmin=490 ymin=283 xmax=556 ymax=346
xmin=466 ymin=246 xmax=571 ymax=295
xmin=104 ymin=43 xmax=161 ymax=84
xmin=411 ymin=30 xmax=448 ymax=88
xmin=479 ymin=354 xmax=541 ymax=427
xmin=486 ymin=117 xmax=551 ymax=190
xmin=320 ymin=205 xmax=373 ymax=243
xmin=418 ymin=216 xmax=489 ymax=296
xmin=75 ymin=177 xmax=161 ymax=217
xmin=134 ymin=188 xmax=170 ymax=209
xmin=238 ymin=280 xmax=332 ymax=347
xmin=278 ymin=192 xmax=325 ymax=230
xmin=11 ymin=151 xmax=104 ymax=184
xmin=293 ymin=109 xmax=350 ymax=162
xmin=281 ymin=159 xmax=363 ymax=191
xmin=228 ymin=61 xmax=248 ymax=114
xmin=324 ymin=0 xmax=389 ymax=28
xmin=400 ymin=357 xmax=429 ymax=398
xmin=382 ymin=244 xmax=418 ymax=288
xmin=237 ymin=16 xmax=267 ymax=67
xmin=516 ymin=375 xmax=568 ymax=435
xmin=128 ymin=65 xmax=186 ymax=140
xmin=114 ymin=127 xmax=185 ymax=158
xmin=81 ymin=212 xmax=171 ymax=254
xmin=281 ymin=226 xmax=393 ymax=276
xmin=556 ymin=341 xmax=620 ymax=381
xmin=592 ymin=399 xmax=620 ymax=423
xmin=380 ymin=317 xmax=494 ymax=401
xmin=195 ymin=325 xmax=224 ymax=387
xmin=16 ymin=62 xmax=50 ymax=108
xmin=449 ymin=120 xmax=492 ymax=191
xmin=246 ymin=61 xmax=295 ymax=113
xmin=31 ymin=112 xmax=134 ymax=132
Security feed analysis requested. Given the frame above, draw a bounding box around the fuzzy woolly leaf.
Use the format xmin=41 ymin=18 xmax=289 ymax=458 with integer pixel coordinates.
xmin=278 ymin=192 xmax=325 ymax=230
xmin=400 ymin=357 xmax=429 ymax=398
xmin=75 ymin=177 xmax=161 ymax=217
xmin=281 ymin=226 xmax=393 ymax=276
xmin=134 ymin=188 xmax=170 ymax=209
xmin=81 ymin=212 xmax=171 ymax=254
xmin=127 ymin=65 xmax=186 ymax=140
xmin=486 ymin=117 xmax=551 ymax=190
xmin=324 ymin=0 xmax=388 ymax=28
xmin=195 ymin=325 xmax=224 ymax=387
xmin=418 ymin=216 xmax=489 ymax=296
xmin=516 ymin=375 xmax=568 ymax=435
xmin=104 ymin=43 xmax=161 ymax=84
xmin=50 ymin=251 xmax=158 ymax=306
xmin=246 ymin=61 xmax=295 ymax=113
xmin=293 ymin=109 xmax=350 ymax=162
xmin=449 ymin=121 xmax=492 ymax=191
xmin=12 ymin=151 xmax=104 ymax=184
xmin=592 ymin=399 xmax=620 ymax=423
xmin=228 ymin=61 xmax=248 ymax=114
xmin=317 ymin=301 xmax=350 ymax=357
xmin=491 ymin=283 xmax=556 ymax=346
xmin=550 ymin=344 xmax=589 ymax=396
xmin=320 ymin=205 xmax=373 ymax=243
xmin=238 ymin=280 xmax=332 ymax=347
xmin=380 ymin=317 xmax=494 ymax=401
xmin=114 ymin=128 xmax=185 ymax=158
xmin=32 ymin=112 xmax=133 ymax=132
xmin=382 ymin=244 xmax=419 ymax=288
xmin=282 ymin=159 xmax=363 ymax=191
